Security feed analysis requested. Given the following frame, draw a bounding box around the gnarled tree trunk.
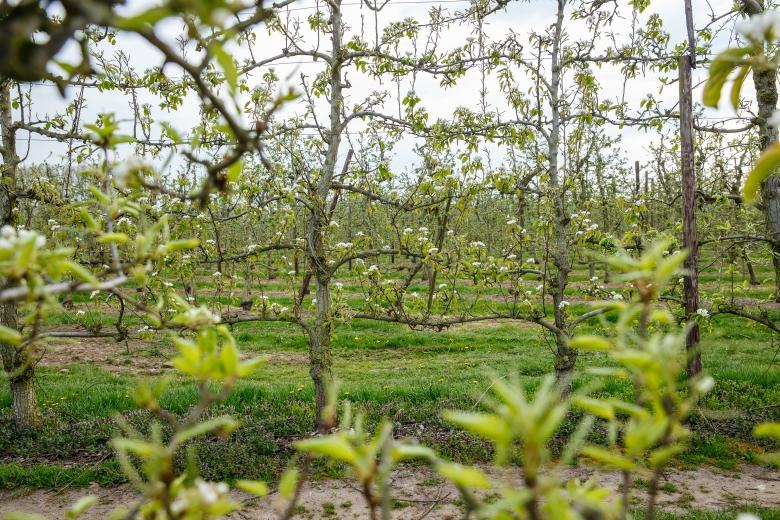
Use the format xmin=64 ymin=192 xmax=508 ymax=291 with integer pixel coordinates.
xmin=743 ymin=0 xmax=780 ymax=302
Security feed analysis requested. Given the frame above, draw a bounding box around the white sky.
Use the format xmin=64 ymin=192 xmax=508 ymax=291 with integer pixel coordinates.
xmin=16 ymin=0 xmax=741 ymax=180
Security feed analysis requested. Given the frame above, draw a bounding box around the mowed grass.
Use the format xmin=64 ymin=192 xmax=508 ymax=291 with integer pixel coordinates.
xmin=1 ymin=263 xmax=780 ymax=495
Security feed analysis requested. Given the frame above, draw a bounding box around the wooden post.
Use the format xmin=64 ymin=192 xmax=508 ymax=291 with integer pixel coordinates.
xmin=679 ymin=5 xmax=702 ymax=377
xmin=634 ymin=160 xmax=640 ymax=197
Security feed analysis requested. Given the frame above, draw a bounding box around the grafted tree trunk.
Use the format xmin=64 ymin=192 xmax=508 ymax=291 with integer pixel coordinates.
xmin=0 ymin=80 xmax=38 ymax=430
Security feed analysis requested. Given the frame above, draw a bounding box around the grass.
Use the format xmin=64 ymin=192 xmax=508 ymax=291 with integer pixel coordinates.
xmin=1 ymin=267 xmax=779 ymax=512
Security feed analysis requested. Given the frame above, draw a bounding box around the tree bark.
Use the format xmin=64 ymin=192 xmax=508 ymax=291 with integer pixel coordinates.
xmin=679 ymin=53 xmax=702 ymax=378
xmin=0 ymin=80 xmax=37 ymax=430
xmin=742 ymin=248 xmax=760 ymax=285
xmin=548 ymin=0 xmax=576 ymax=393
xmin=305 ymin=0 xmax=344 ymax=432
xmin=742 ymin=0 xmax=780 ymax=302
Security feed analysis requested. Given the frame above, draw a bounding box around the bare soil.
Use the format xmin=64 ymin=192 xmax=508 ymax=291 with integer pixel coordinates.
xmin=1 ymin=464 xmax=778 ymax=519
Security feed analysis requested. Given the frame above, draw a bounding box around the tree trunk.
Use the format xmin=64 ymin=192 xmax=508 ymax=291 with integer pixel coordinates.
xmin=679 ymin=17 xmax=702 ymax=378
xmin=742 ymin=248 xmax=760 ymax=285
xmin=0 ymin=80 xmax=37 ymax=430
xmin=309 ymin=272 xmax=334 ymax=432
xmin=742 ymin=0 xmax=780 ymax=302
xmin=304 ymin=0 xmax=344 ymax=432
xmin=548 ymin=0 xmax=576 ymax=393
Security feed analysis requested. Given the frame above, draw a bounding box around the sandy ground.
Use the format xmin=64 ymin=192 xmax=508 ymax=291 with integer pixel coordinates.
xmin=1 ymin=464 xmax=779 ymax=519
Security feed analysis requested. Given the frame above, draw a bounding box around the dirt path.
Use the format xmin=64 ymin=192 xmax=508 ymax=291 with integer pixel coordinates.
xmin=2 ymin=464 xmax=778 ymax=519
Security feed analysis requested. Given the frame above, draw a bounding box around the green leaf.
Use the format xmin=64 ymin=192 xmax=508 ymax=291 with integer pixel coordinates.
xmin=278 ymin=468 xmax=299 ymax=499
xmin=66 ymin=495 xmax=98 ymax=519
xmin=227 ymin=159 xmax=243 ymax=184
xmin=172 ymin=416 xmax=238 ymax=445
xmin=569 ymin=335 xmax=612 ymax=352
xmin=212 ymin=43 xmax=238 ymax=93
xmin=112 ymin=439 xmax=154 ymax=458
xmin=160 ymin=122 xmax=182 ymax=143
xmin=444 ymin=411 xmax=512 ymax=456
xmin=220 ymin=340 xmax=239 ymax=374
xmin=0 ymin=325 xmax=23 ymax=345
xmin=648 ymin=444 xmax=684 ymax=468
xmin=572 ymin=396 xmax=615 ymax=421
xmin=2 ymin=514 xmax=47 ymax=520
xmin=113 ymin=6 xmax=172 ymax=30
xmin=165 ymin=239 xmax=200 ymax=252
xmin=391 ymin=444 xmax=437 ymax=462
xmin=703 ymin=47 xmax=752 ymax=108
xmin=744 ymin=141 xmax=780 ymax=204
xmin=581 ymin=446 xmax=636 ymax=470
xmin=295 ymin=436 xmax=359 ymax=465
xmin=730 ymin=63 xmax=751 ymax=110
xmin=236 ymin=480 xmax=269 ymax=497
xmin=97 ymin=233 xmax=129 ymax=245
xmin=237 ymin=357 xmax=265 ymax=377
xmin=63 ymin=261 xmax=99 ymax=285
xmin=754 ymin=422 xmax=780 ymax=440
xmin=436 ymin=463 xmax=491 ymax=489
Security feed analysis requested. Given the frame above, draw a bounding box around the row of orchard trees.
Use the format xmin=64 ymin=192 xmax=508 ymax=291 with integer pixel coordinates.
xmin=2 ymin=0 xmax=780 ymax=434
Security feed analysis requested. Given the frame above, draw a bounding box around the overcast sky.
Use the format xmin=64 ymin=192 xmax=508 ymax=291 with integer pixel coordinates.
xmin=18 ymin=0 xmax=741 ymax=180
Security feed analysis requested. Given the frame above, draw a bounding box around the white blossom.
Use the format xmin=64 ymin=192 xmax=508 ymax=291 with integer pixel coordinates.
xmin=696 ymin=308 xmax=710 ymax=318
xmin=115 ymin=156 xmax=151 ymax=189
xmin=736 ymin=10 xmax=780 ymax=42
xmin=769 ymin=109 xmax=780 ymax=128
